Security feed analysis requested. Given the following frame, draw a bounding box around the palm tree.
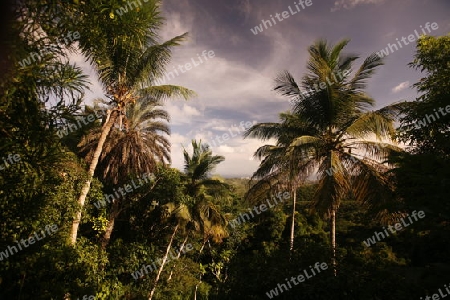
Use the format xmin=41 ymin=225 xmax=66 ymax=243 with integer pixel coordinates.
xmin=79 ymin=99 xmax=171 ymax=248
xmin=148 ymin=202 xmax=192 ymax=300
xmin=147 ymin=139 xmax=229 ymax=300
xmin=182 ymin=140 xmax=229 ymax=243
xmin=245 ymin=113 xmax=314 ymax=254
xmin=183 ymin=140 xmax=225 ymax=196
xmin=182 ymin=140 xmax=229 ymax=299
xmin=69 ymin=0 xmax=195 ymax=244
xmin=246 ymin=39 xmax=403 ymax=275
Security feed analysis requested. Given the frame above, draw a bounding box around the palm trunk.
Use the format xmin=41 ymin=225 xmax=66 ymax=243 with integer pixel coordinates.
xmin=69 ymin=109 xmax=116 ymax=245
xmin=194 ymin=274 xmax=202 ymax=300
xmin=167 ymin=234 xmax=189 ymax=282
xmin=330 ymin=208 xmax=337 ymax=276
xmin=101 ymin=198 xmax=121 ymax=249
xmin=198 ymin=238 xmax=208 ymax=254
xmin=193 ymin=238 xmax=209 ymax=300
xmin=289 ymin=186 xmax=297 ymax=254
xmin=148 ymin=224 xmax=179 ymax=300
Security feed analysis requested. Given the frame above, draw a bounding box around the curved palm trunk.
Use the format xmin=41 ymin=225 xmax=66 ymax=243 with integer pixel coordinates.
xmin=148 ymin=224 xmax=179 ymax=300
xmin=194 ymin=238 xmax=209 ymax=300
xmin=70 ymin=109 xmax=116 ymax=245
xmin=101 ymin=198 xmax=121 ymax=249
xmin=289 ymin=186 xmax=297 ymax=254
xmin=167 ymin=234 xmax=189 ymax=282
xmin=330 ymin=208 xmax=337 ymax=276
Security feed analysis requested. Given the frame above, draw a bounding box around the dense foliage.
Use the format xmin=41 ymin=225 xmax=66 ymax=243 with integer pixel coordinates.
xmin=0 ymin=0 xmax=448 ymax=299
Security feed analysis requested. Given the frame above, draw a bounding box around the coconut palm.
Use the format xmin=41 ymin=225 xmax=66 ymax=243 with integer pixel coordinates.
xmin=181 ymin=140 xmax=231 ymax=299
xmin=79 ymin=99 xmax=171 ymax=183
xmin=245 ymin=112 xmax=314 ymax=254
xmin=69 ymin=0 xmax=195 ymax=244
xmin=148 ymin=202 xmax=192 ymax=300
xmin=147 ymin=140 xmax=229 ymax=299
xmin=79 ymin=99 xmax=171 ymax=248
xmin=246 ymin=39 xmax=403 ymax=275
xmin=182 ymin=140 xmax=229 ymax=243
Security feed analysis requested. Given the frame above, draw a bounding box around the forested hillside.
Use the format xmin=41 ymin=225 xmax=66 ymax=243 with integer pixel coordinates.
xmin=1 ymin=0 xmax=449 ymax=299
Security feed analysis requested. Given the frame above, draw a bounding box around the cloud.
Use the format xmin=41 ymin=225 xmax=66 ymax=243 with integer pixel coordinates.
xmin=217 ymin=145 xmax=236 ymax=153
xmin=165 ymin=102 xmax=202 ymax=125
xmin=392 ymin=81 xmax=409 ymax=93
xmin=68 ymin=51 xmax=104 ymax=106
xmin=332 ymin=0 xmax=386 ymax=11
xmin=168 ymin=130 xmax=268 ymax=178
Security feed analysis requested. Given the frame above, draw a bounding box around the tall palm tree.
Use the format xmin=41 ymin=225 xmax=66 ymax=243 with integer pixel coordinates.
xmin=182 ymin=140 xmax=229 ymax=243
xmin=69 ymin=0 xmax=195 ymax=244
xmin=147 ymin=140 xmax=229 ymax=299
xmin=79 ymin=99 xmax=171 ymax=248
xmin=244 ymin=113 xmax=314 ymax=254
xmin=148 ymin=202 xmax=192 ymax=300
xmin=182 ymin=140 xmax=230 ymax=299
xmin=246 ymin=39 xmax=403 ymax=275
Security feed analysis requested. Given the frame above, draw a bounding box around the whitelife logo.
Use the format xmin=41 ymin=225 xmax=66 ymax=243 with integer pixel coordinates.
xmin=0 ymin=153 xmax=21 ymax=171
xmin=131 ymin=243 xmax=194 ymax=280
xmin=250 ymin=0 xmax=313 ymax=35
xmin=18 ymin=31 xmax=80 ymax=67
xmin=229 ymin=192 xmax=291 ymax=229
xmin=204 ymin=121 xmax=256 ymax=148
xmin=363 ymin=210 xmax=425 ymax=247
xmin=265 ymin=262 xmax=328 ymax=298
xmin=289 ymin=69 xmax=351 ymax=106
xmin=414 ymin=104 xmax=450 ymax=129
xmin=421 ymin=282 xmax=450 ymax=300
xmin=376 ymin=22 xmax=439 ymax=58
xmin=57 ymin=110 xmax=106 ymax=138
xmin=155 ymin=50 xmax=215 ymax=85
xmin=76 ymin=296 xmax=94 ymax=300
xmin=0 ymin=224 xmax=59 ymax=261
xmin=93 ymin=173 xmax=154 ymax=209
xmin=115 ymin=0 xmax=150 ymax=17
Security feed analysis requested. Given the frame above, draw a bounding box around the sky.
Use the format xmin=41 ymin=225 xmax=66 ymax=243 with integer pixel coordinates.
xmin=78 ymin=0 xmax=450 ymax=178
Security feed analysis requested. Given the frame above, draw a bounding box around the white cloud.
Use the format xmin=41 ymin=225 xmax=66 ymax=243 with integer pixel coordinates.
xmin=332 ymin=0 xmax=386 ymax=11
xmin=211 ymin=126 xmax=232 ymax=131
xmin=216 ymin=145 xmax=236 ymax=153
xmin=165 ymin=102 xmax=202 ymax=125
xmin=68 ymin=51 xmax=105 ymax=106
xmin=160 ymin=3 xmax=195 ymax=42
xmin=168 ymin=127 xmax=274 ymax=178
xmin=392 ymin=81 xmax=409 ymax=93
xmin=212 ymin=138 xmax=275 ymax=177
xmin=164 ymin=53 xmax=274 ymax=110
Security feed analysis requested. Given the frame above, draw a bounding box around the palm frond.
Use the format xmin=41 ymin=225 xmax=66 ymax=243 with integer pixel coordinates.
xmin=243 ymin=122 xmax=283 ymax=141
xmin=348 ymin=53 xmax=384 ymax=91
xmin=140 ymin=84 xmax=196 ymax=101
xmin=345 ymin=109 xmax=397 ymax=140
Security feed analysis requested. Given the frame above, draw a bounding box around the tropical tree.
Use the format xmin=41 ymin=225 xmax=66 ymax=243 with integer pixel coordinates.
xmin=69 ymin=0 xmax=195 ymax=245
xmin=182 ymin=140 xmax=229 ymax=243
xmin=78 ymin=99 xmax=171 ymax=248
xmin=396 ymin=34 xmax=450 ymax=156
xmin=245 ymin=39 xmax=403 ymax=275
xmin=390 ymin=35 xmax=450 ymax=270
xmin=393 ymin=34 xmax=450 ymax=213
xmin=244 ymin=112 xmax=313 ymax=254
xmin=182 ymin=140 xmax=230 ymax=298
xmin=148 ymin=203 xmax=192 ymax=300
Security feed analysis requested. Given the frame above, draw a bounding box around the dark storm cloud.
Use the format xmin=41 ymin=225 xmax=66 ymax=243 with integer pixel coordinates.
xmin=128 ymin=0 xmax=450 ymax=176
